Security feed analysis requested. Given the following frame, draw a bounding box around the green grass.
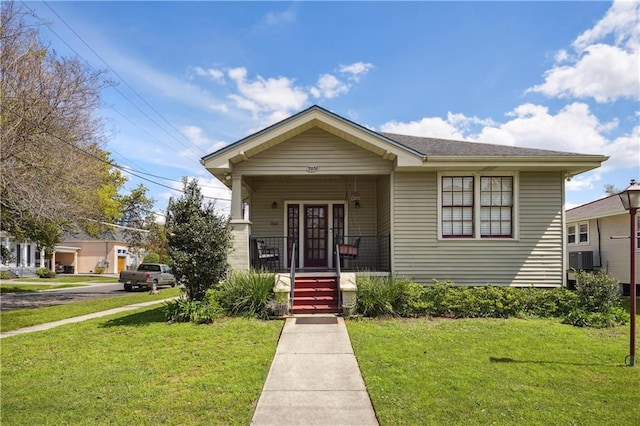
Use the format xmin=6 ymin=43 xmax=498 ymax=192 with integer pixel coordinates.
xmin=1 ymin=287 xmax=182 ymax=332
xmin=13 ymin=276 xmax=118 ymax=283
xmin=347 ymin=317 xmax=640 ymax=425
xmin=0 ymin=283 xmax=83 ymax=294
xmin=1 ymin=308 xmax=283 ymax=425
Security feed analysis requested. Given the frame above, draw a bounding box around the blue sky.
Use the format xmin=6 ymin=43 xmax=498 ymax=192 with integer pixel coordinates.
xmin=26 ymin=1 xmax=639 ymax=215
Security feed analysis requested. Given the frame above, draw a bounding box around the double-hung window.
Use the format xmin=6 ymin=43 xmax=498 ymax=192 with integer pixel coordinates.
xmin=440 ymin=174 xmax=516 ymax=239
xmin=567 ymin=222 xmax=588 ymax=245
xmin=480 ymin=177 xmax=513 ymax=238
xmin=441 ymin=177 xmax=474 ymax=238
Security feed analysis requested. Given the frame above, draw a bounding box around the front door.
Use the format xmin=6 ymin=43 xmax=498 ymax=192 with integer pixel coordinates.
xmin=304 ymin=205 xmax=328 ymax=268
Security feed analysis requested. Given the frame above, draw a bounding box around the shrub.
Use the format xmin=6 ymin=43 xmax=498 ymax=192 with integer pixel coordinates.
xmin=573 ymin=270 xmax=621 ymax=313
xmin=142 ymin=252 xmax=160 ymax=264
xmin=351 ymin=275 xmax=418 ymax=317
xmin=94 ymin=266 xmax=105 ymax=274
xmin=563 ymin=307 xmax=629 ymax=328
xmin=164 ymin=295 xmax=223 ymax=324
xmin=0 ymin=270 xmax=12 ymax=280
xmin=213 ymin=270 xmax=276 ymax=319
xmin=35 ymin=268 xmax=56 ymax=278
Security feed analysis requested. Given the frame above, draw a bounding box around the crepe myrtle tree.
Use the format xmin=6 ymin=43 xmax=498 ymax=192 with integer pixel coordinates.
xmin=166 ymin=178 xmax=231 ymax=301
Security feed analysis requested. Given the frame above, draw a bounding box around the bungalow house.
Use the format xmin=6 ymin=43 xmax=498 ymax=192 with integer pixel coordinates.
xmin=201 ymin=105 xmax=607 ymax=313
xmin=566 ymin=194 xmax=639 ymax=295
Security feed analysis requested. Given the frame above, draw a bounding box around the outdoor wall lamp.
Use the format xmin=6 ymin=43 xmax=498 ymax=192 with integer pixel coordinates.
xmin=618 ymin=179 xmax=640 ymax=367
xmin=272 ymin=201 xmax=277 ymax=209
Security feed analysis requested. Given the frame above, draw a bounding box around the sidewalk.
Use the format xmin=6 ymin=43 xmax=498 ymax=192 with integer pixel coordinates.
xmin=0 ymin=298 xmax=175 ymax=339
xmin=251 ymin=316 xmax=378 ymax=426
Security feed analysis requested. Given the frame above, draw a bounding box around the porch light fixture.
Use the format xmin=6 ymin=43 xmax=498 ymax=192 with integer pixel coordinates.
xmin=272 ymin=201 xmax=277 ymax=209
xmin=618 ymin=179 xmax=640 ymax=367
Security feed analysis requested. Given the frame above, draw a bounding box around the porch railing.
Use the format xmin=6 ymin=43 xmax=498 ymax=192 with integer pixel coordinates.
xmin=249 ymin=235 xmax=390 ymax=272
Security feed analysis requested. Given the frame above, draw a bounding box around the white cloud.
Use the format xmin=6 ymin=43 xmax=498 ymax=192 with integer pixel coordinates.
xmin=565 ymin=171 xmax=603 ymax=192
xmin=179 ymin=125 xmax=227 ymax=157
xmin=262 ymin=8 xmax=297 ymax=27
xmin=528 ymin=0 xmax=640 ymax=103
xmin=573 ymin=0 xmax=640 ymax=51
xmin=193 ymin=66 xmax=225 ymax=83
xmin=380 ymin=117 xmax=465 ymax=140
xmin=527 ymin=44 xmax=639 ymax=102
xmin=339 ymin=62 xmax=374 ymax=81
xmin=311 ymin=74 xmax=348 ymax=99
xmin=226 ymin=67 xmax=308 ymax=121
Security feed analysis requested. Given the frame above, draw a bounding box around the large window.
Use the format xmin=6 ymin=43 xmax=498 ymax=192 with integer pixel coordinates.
xmin=440 ymin=174 xmax=516 ymax=239
xmin=480 ymin=177 xmax=513 ymax=238
xmin=567 ymin=222 xmax=588 ymax=245
xmin=441 ymin=177 xmax=474 ymax=238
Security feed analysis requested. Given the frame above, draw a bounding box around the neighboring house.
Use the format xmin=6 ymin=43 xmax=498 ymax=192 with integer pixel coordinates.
xmin=0 ymin=227 xmax=135 ymax=276
xmin=57 ymin=227 xmax=135 ymax=274
xmin=0 ymin=231 xmax=45 ymax=276
xmin=201 ymin=106 xmax=607 ymax=312
xmin=566 ymin=194 xmax=640 ymax=295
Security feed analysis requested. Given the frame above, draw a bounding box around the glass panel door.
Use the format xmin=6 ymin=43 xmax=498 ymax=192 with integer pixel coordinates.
xmin=304 ymin=205 xmax=328 ymax=267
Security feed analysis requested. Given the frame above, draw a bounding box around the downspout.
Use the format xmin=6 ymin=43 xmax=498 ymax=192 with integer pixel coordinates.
xmin=596 ymin=218 xmax=603 ymax=268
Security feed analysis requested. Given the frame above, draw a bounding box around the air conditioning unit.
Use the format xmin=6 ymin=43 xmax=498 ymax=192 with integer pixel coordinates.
xmin=569 ymin=251 xmax=594 ymax=270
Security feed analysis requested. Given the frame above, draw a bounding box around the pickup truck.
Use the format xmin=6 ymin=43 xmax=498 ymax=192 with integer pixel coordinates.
xmin=119 ymin=263 xmax=177 ymax=292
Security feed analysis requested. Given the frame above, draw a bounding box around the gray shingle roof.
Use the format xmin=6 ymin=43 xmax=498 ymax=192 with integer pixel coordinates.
xmin=566 ymin=194 xmax=625 ymax=221
xmin=380 ymin=132 xmax=591 ymax=157
xmin=61 ymin=226 xmax=127 ymax=243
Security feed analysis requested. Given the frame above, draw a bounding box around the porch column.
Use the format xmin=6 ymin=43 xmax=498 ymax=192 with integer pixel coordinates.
xmin=51 ymin=251 xmax=56 ymax=272
xmin=229 ymin=174 xmax=251 ymax=271
xmin=30 ymin=243 xmax=36 ymax=267
xmin=21 ymin=244 xmax=27 ymax=268
xmin=73 ymin=251 xmax=78 ymax=275
xmin=40 ymin=249 xmax=45 ymax=268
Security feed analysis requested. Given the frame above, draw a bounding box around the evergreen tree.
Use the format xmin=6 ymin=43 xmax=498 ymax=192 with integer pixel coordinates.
xmin=166 ymin=178 xmax=231 ymax=301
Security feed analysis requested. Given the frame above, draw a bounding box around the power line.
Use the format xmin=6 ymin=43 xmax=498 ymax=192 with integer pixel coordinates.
xmin=21 ymin=1 xmax=207 ymax=160
xmin=4 ymin=107 xmax=231 ymax=202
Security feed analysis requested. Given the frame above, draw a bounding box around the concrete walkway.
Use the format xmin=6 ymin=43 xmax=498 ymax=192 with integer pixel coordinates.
xmin=0 ymin=298 xmax=175 ymax=339
xmin=251 ymin=316 xmax=378 ymax=426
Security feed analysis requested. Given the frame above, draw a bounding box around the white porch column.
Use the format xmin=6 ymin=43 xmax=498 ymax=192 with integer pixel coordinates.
xmin=40 ymin=249 xmax=46 ymax=268
xmin=73 ymin=251 xmax=78 ymax=274
xmin=30 ymin=243 xmax=36 ymax=267
xmin=51 ymin=251 xmax=56 ymax=271
xmin=21 ymin=244 xmax=27 ymax=268
xmin=229 ymin=174 xmax=251 ymax=271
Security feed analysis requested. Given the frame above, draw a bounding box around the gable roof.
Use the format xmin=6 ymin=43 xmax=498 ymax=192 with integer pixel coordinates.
xmin=566 ymin=194 xmax=626 ymax=222
xmin=201 ymin=105 xmax=608 ymax=180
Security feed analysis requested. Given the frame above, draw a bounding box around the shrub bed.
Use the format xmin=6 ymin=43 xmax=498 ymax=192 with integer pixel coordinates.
xmin=35 ymin=267 xmax=56 ymax=278
xmin=350 ymin=273 xmax=627 ymax=328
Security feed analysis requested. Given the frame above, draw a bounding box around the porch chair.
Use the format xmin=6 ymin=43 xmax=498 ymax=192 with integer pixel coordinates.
xmin=255 ymin=240 xmax=280 ymax=270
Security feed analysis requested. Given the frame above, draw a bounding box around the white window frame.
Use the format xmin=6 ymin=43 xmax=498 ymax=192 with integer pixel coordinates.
xmin=437 ymin=172 xmax=519 ymax=240
xmin=567 ymin=221 xmax=589 ymax=245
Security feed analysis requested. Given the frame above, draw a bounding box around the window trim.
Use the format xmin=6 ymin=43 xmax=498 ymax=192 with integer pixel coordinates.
xmin=437 ymin=172 xmax=519 ymax=240
xmin=567 ymin=221 xmax=589 ymax=245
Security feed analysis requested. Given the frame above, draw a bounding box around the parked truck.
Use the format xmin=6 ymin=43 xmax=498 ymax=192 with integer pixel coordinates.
xmin=119 ymin=263 xmax=176 ymax=292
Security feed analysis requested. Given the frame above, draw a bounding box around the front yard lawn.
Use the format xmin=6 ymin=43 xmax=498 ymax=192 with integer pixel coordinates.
xmin=1 ymin=307 xmax=283 ymax=425
xmin=347 ymin=317 xmax=640 ymax=425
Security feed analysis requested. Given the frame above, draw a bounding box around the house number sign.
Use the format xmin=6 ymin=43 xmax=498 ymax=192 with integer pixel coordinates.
xmin=306 ymin=166 xmax=319 ymax=173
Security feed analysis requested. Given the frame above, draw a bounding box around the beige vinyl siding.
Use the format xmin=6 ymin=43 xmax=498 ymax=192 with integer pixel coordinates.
xmin=567 ymin=218 xmax=600 ymax=268
xmin=249 ymin=176 xmax=377 ymax=237
xmin=234 ymin=128 xmax=393 ymax=176
xmin=393 ymin=171 xmax=564 ymax=286
xmin=598 ymin=214 xmax=639 ymax=284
